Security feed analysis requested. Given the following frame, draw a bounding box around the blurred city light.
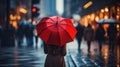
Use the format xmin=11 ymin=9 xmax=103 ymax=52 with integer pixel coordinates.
xmin=19 ymin=8 xmax=27 ymax=14
xmin=95 ymin=16 xmax=99 ymax=21
xmin=12 ymin=21 xmax=18 ymax=29
xmin=10 ymin=14 xmax=16 ymax=20
xmin=105 ymin=7 xmax=109 ymax=12
xmin=83 ymin=1 xmax=93 ymax=9
xmin=87 ymin=15 xmax=90 ymax=19
xmin=116 ymin=15 xmax=119 ymax=20
xmin=90 ymin=13 xmax=95 ymax=21
xmin=73 ymin=14 xmax=80 ymax=21
xmin=101 ymin=9 xmax=104 ymax=13
xmin=16 ymin=15 xmax=21 ymax=20
xmin=104 ymin=15 xmax=108 ymax=19
xmin=56 ymin=0 xmax=64 ymax=15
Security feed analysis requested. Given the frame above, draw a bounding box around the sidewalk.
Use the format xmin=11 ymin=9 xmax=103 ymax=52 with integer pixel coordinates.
xmin=67 ymin=39 xmax=119 ymax=67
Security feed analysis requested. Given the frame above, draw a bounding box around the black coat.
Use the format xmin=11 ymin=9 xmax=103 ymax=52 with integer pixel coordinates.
xmin=76 ymin=24 xmax=84 ymax=40
xmin=95 ymin=26 xmax=105 ymax=41
xmin=107 ymin=25 xmax=117 ymax=41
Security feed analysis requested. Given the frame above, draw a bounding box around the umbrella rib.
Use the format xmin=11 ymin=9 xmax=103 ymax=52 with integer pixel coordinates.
xmin=59 ymin=25 xmax=73 ymax=41
xmin=38 ymin=24 xmax=55 ymax=35
xmin=46 ymin=18 xmax=56 ymax=23
xmin=46 ymin=28 xmax=60 ymax=45
xmin=47 ymin=31 xmax=52 ymax=43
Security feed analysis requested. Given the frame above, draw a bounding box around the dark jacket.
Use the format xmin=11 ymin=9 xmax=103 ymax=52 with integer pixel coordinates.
xmin=95 ymin=25 xmax=105 ymax=41
xmin=107 ymin=24 xmax=117 ymax=41
xmin=84 ymin=26 xmax=94 ymax=41
xmin=44 ymin=44 xmax=66 ymax=67
xmin=76 ymin=24 xmax=84 ymax=40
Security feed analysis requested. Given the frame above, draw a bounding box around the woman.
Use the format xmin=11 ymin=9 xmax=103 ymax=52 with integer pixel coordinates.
xmin=44 ymin=43 xmax=66 ymax=67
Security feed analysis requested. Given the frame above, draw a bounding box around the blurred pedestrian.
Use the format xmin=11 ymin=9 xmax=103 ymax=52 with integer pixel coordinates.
xmin=17 ymin=18 xmax=26 ymax=46
xmin=17 ymin=17 xmax=34 ymax=47
xmin=95 ymin=24 xmax=105 ymax=52
xmin=84 ymin=24 xmax=94 ymax=53
xmin=25 ymin=22 xmax=34 ymax=47
xmin=76 ymin=22 xmax=84 ymax=50
xmin=33 ymin=21 xmax=39 ymax=48
xmin=44 ymin=43 xmax=66 ymax=67
xmin=107 ymin=24 xmax=117 ymax=52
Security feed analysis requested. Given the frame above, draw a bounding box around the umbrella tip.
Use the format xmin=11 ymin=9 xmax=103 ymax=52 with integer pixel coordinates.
xmin=56 ymin=21 xmax=58 ymax=25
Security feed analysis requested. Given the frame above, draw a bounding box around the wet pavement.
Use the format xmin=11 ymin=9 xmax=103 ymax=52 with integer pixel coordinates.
xmin=0 ymin=47 xmax=46 ymax=67
xmin=67 ymin=39 xmax=120 ymax=67
xmin=0 ymin=38 xmax=120 ymax=67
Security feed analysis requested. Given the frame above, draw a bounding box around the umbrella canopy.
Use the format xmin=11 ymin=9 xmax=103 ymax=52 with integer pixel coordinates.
xmin=36 ymin=16 xmax=77 ymax=46
xmin=97 ymin=18 xmax=120 ymax=24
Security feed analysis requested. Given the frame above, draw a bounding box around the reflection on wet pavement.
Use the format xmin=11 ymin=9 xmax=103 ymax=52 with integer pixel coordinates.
xmin=0 ymin=47 xmax=46 ymax=67
xmin=67 ymin=39 xmax=120 ymax=67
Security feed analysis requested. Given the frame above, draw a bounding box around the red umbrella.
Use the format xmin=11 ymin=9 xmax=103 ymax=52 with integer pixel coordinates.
xmin=36 ymin=16 xmax=77 ymax=46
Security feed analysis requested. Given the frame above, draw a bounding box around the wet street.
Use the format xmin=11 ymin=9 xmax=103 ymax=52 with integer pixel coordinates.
xmin=0 ymin=38 xmax=120 ymax=67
